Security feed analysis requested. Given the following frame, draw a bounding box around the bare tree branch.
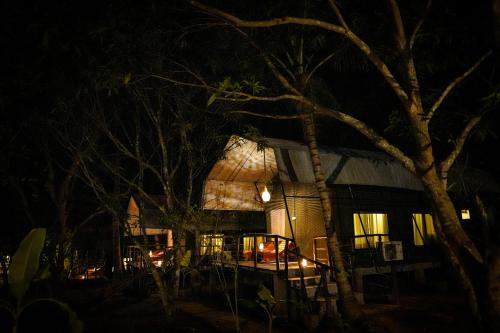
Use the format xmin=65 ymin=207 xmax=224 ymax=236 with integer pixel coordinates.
xmin=307 ymin=102 xmax=416 ymax=173
xmin=409 ymin=0 xmax=432 ymax=50
xmin=439 ymin=114 xmax=484 ymax=180
xmin=388 ymin=0 xmax=408 ymax=51
xmin=328 ymin=0 xmax=348 ymax=29
xmin=229 ymin=110 xmax=300 ymax=119
xmin=191 ymin=1 xmax=410 ymax=107
xmin=428 ymin=50 xmax=492 ymax=121
xmin=304 ymin=49 xmax=341 ymax=86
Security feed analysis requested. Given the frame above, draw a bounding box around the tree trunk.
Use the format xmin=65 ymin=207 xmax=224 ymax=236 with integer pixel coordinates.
xmin=151 ymin=268 xmax=173 ymax=322
xmin=112 ymin=215 xmax=122 ymax=276
xmin=301 ymin=112 xmax=362 ymax=320
xmin=420 ymin=169 xmax=482 ymax=322
xmin=475 ymin=195 xmax=500 ymax=330
xmin=172 ymin=224 xmax=182 ymax=300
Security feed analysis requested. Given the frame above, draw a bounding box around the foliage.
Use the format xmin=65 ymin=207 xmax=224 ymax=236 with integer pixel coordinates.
xmin=240 ymin=284 xmax=277 ymax=333
xmin=8 ymin=228 xmax=46 ymax=304
xmin=0 ymin=228 xmax=82 ymax=333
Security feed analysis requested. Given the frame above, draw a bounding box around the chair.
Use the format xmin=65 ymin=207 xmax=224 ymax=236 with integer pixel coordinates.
xmin=262 ymin=241 xmax=280 ymax=262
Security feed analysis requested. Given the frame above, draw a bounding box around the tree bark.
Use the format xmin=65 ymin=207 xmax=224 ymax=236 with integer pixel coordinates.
xmin=112 ymin=215 xmax=122 ymax=275
xmin=419 ymin=167 xmax=482 ymax=323
xmin=301 ymin=112 xmax=362 ymax=320
xmin=151 ymin=267 xmax=174 ymax=322
xmin=475 ymin=195 xmax=500 ymax=330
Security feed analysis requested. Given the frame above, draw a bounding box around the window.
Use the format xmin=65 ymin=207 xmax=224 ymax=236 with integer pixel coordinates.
xmin=200 ymin=234 xmax=223 ymax=255
xmin=412 ymin=213 xmax=436 ymax=246
xmin=242 ymin=236 xmax=265 ymax=252
xmin=353 ymin=213 xmax=389 ymax=249
xmin=461 ymin=209 xmax=471 ymax=220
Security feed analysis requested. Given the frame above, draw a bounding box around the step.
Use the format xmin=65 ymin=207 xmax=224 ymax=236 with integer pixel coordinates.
xmin=304 ymin=282 xmax=338 ymax=298
xmin=286 ymin=267 xmax=316 ymax=278
xmin=288 ymin=275 xmax=322 ymax=287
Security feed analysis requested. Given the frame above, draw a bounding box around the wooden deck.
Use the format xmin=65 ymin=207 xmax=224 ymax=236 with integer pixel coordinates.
xmin=216 ymin=259 xmax=301 ymax=272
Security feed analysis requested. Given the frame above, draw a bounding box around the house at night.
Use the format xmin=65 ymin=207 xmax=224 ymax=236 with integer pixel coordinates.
xmin=124 ymin=134 xmax=496 ymax=316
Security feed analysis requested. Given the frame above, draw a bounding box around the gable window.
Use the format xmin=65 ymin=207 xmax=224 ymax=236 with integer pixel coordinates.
xmin=200 ymin=234 xmax=223 ymax=255
xmin=412 ymin=213 xmax=436 ymax=246
xmin=353 ymin=213 xmax=389 ymax=249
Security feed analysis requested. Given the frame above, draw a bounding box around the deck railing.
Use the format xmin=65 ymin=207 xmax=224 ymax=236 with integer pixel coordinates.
xmin=211 ymin=233 xmax=336 ymax=310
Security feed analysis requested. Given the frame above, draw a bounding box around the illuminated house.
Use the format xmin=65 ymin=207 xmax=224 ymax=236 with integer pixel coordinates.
xmin=125 ymin=134 xmax=497 ymax=308
xmin=201 ymin=135 xmax=448 ymax=304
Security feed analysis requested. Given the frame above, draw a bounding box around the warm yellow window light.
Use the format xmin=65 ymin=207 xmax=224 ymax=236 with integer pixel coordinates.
xmin=200 ymin=234 xmax=223 ymax=255
xmin=261 ymin=185 xmax=271 ymax=202
xmin=413 ymin=213 xmax=436 ymax=246
xmin=461 ymin=209 xmax=471 ymax=220
xmin=353 ymin=213 xmax=389 ymax=249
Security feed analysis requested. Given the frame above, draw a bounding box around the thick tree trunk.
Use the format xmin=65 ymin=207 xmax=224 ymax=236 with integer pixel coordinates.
xmin=475 ymin=195 xmax=500 ymax=330
xmin=419 ymin=168 xmax=482 ymax=322
xmin=301 ymin=112 xmax=362 ymax=320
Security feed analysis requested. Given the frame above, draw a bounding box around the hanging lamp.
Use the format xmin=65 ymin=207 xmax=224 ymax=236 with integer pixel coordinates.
xmin=261 ymin=148 xmax=271 ymax=202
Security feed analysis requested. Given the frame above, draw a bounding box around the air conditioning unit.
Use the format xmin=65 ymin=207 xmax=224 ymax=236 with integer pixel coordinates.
xmin=381 ymin=241 xmax=404 ymax=261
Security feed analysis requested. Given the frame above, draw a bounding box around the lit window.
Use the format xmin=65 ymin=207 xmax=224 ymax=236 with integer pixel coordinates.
xmin=412 ymin=213 xmax=436 ymax=246
xmin=243 ymin=236 xmax=265 ymax=252
xmin=353 ymin=213 xmax=389 ymax=249
xmin=461 ymin=209 xmax=471 ymax=220
xmin=200 ymin=234 xmax=223 ymax=255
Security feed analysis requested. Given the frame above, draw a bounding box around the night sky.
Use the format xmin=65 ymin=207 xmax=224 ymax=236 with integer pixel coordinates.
xmin=1 ymin=0 xmax=499 ymax=243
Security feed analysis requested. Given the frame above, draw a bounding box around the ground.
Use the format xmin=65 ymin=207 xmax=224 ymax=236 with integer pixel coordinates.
xmin=53 ymin=278 xmax=477 ymax=333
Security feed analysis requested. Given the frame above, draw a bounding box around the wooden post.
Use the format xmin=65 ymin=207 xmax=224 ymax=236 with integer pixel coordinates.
xmin=285 ymin=239 xmax=290 ymax=318
xmin=391 ymin=263 xmax=400 ymax=305
xmin=253 ymin=236 xmax=257 ymax=269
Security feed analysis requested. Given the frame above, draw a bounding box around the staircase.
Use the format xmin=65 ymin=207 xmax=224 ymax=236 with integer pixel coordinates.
xmin=283 ymin=265 xmax=338 ymax=319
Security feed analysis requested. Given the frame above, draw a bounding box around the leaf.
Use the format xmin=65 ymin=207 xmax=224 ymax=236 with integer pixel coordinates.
xmin=180 ymin=250 xmax=191 ymax=268
xmin=207 ymin=94 xmax=217 ymax=107
xmin=123 ymin=72 xmax=132 ymax=86
xmin=257 ymin=285 xmax=276 ymax=307
xmin=8 ymin=228 xmax=46 ymax=303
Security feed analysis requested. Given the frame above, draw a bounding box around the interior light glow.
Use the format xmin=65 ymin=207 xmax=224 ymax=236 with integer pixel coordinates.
xmin=259 ymin=243 xmax=265 ymax=251
xmin=261 ymin=186 xmax=271 ymax=202
xmin=301 ymin=258 xmax=308 ymax=267
xmin=291 ymin=216 xmax=296 ymax=221
xmin=461 ymin=209 xmax=471 ymax=220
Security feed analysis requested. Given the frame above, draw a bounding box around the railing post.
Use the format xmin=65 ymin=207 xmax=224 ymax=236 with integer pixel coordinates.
xmin=253 ymin=236 xmax=257 ymax=269
xmin=284 ymin=239 xmax=289 ymax=276
xmin=274 ymin=235 xmax=279 ymax=272
xmin=236 ymin=236 xmax=240 ymax=266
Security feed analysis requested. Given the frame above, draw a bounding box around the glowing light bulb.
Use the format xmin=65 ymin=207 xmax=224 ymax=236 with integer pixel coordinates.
xmin=261 ymin=186 xmax=271 ymax=202
xmin=259 ymin=243 xmax=264 ymax=251
xmin=291 ymin=216 xmax=296 ymax=221
xmin=301 ymin=258 xmax=308 ymax=267
xmin=149 ymin=250 xmax=152 ymax=257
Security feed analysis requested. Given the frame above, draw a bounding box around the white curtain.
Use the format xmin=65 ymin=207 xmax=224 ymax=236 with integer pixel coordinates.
xmin=353 ymin=213 xmax=389 ymax=249
xmin=270 ymin=209 xmax=286 ymax=236
xmin=413 ymin=213 xmax=436 ymax=245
